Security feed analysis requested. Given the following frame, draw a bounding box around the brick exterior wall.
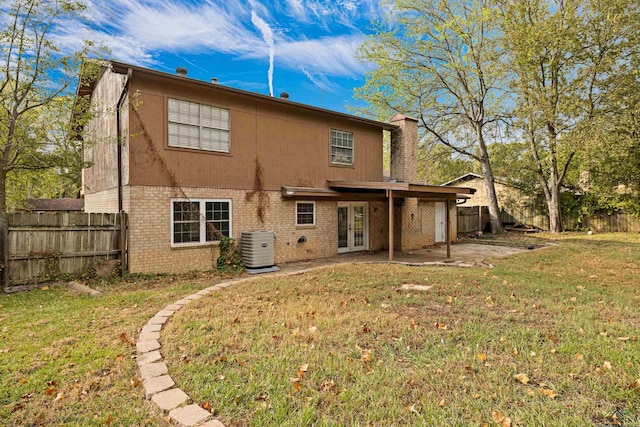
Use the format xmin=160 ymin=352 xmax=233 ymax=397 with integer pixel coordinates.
xmin=124 ymin=185 xmax=391 ymax=274
xmin=84 ymin=188 xmax=119 ymax=213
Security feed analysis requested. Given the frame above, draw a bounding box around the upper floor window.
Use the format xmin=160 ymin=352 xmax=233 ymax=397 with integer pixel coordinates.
xmin=330 ymin=129 xmax=353 ymax=166
xmin=168 ymin=98 xmax=230 ymax=153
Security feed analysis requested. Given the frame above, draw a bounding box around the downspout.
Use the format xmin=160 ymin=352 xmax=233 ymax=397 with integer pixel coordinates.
xmin=116 ymin=68 xmax=132 ymax=212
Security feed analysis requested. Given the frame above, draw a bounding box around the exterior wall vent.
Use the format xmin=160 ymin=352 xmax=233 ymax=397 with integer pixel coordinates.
xmin=241 ymin=231 xmax=275 ymax=268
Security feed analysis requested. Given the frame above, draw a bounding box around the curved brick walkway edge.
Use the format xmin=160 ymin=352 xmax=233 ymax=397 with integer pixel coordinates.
xmin=135 ymin=267 xmax=319 ymax=427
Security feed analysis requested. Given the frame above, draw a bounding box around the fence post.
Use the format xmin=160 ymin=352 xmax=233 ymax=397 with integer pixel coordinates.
xmin=0 ymin=214 xmax=7 ymax=292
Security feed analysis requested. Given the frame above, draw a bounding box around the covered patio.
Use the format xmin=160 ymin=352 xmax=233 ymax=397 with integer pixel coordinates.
xmin=282 ymin=180 xmax=475 ymax=261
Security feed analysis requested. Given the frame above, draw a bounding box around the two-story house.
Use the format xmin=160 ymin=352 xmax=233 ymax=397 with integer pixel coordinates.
xmin=77 ymin=60 xmax=472 ymax=274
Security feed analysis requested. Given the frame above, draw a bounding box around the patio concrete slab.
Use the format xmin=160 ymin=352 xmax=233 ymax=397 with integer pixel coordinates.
xmin=275 ymin=243 xmax=527 ymax=273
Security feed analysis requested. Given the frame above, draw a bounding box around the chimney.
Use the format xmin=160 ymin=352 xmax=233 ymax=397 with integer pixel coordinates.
xmin=176 ymin=67 xmax=188 ymax=77
xmin=211 ymin=77 xmax=218 ymax=84
xmin=280 ymin=92 xmax=290 ymax=100
xmin=389 ymin=113 xmax=418 ymax=183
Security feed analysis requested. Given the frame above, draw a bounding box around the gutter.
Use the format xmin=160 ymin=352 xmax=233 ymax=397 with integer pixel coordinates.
xmin=116 ymin=68 xmax=132 ymax=212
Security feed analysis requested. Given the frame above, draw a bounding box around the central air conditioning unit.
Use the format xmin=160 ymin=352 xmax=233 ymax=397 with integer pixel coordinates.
xmin=241 ymin=231 xmax=277 ymax=272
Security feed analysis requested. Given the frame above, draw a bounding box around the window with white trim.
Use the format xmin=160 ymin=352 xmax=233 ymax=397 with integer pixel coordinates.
xmin=168 ymin=98 xmax=230 ymax=152
xmin=172 ymin=199 xmax=231 ymax=245
xmin=296 ymin=201 xmax=315 ymax=226
xmin=330 ymin=129 xmax=353 ymax=165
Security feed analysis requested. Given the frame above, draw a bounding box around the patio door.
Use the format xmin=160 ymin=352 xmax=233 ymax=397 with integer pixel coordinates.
xmin=338 ymin=202 xmax=368 ymax=253
xmin=435 ymin=202 xmax=446 ymax=243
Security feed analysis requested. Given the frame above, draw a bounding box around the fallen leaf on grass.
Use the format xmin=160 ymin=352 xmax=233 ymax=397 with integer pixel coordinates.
xmin=11 ymin=404 xmax=24 ymax=413
xmin=540 ymin=388 xmax=557 ymax=399
xmin=290 ymin=378 xmax=301 ymax=393
xmin=514 ymin=373 xmax=530 ymax=384
xmin=476 ymin=353 xmax=487 ymax=362
xmin=130 ymin=378 xmax=141 ymax=387
xmin=201 ymin=402 xmax=212 ymax=411
xmin=41 ymin=286 xmax=49 ymax=291
xmin=603 ymin=361 xmax=612 ymax=370
xmin=617 ymin=337 xmax=630 ymax=341
xmin=492 ymin=410 xmax=512 ymax=427
xmin=0 ymin=348 xmax=10 ymax=353
xmin=53 ymin=392 xmax=65 ymax=402
xmin=408 ymin=404 xmax=422 ymax=414
xmin=629 ymin=378 xmax=640 ymax=391
xmin=18 ymin=378 xmax=27 ymax=384
xmin=438 ymin=398 xmax=445 ymax=407
xmin=435 ymin=322 xmax=448 ymax=330
xmin=297 ymin=364 xmax=309 ymax=380
xmin=575 ymin=354 xmax=584 ymax=360
xmin=44 ymin=387 xmax=57 ymax=396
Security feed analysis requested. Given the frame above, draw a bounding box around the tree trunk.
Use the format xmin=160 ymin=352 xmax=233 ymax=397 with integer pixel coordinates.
xmin=547 ymin=180 xmax=563 ymax=232
xmin=0 ymin=170 xmax=6 ymax=214
xmin=476 ymin=125 xmax=503 ymax=234
xmin=481 ymin=160 xmax=504 ymax=234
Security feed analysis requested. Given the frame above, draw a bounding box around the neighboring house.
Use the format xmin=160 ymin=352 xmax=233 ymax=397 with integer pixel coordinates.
xmin=444 ymin=173 xmax=547 ymax=232
xmin=22 ymin=198 xmax=84 ymax=213
xmin=77 ymin=60 xmax=473 ymax=274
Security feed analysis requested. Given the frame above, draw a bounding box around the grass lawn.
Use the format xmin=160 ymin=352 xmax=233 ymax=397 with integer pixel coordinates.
xmin=0 ymin=233 xmax=638 ymax=426
xmin=163 ymin=233 xmax=640 ymax=426
xmin=0 ymin=273 xmax=238 ymax=426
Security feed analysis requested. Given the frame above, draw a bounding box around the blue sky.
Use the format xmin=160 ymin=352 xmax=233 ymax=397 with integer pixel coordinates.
xmin=53 ymin=0 xmax=393 ymax=114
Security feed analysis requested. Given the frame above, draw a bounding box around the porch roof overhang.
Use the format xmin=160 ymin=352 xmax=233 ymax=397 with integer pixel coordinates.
xmin=327 ymin=180 xmax=475 ymax=199
xmin=281 ymin=181 xmax=475 ymax=200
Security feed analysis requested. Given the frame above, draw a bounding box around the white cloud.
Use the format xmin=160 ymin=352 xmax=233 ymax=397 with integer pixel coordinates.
xmin=34 ymin=0 xmax=385 ymax=79
xmin=272 ymin=35 xmax=367 ymax=77
xmin=301 ymin=67 xmax=339 ymax=93
xmin=285 ymin=0 xmax=307 ymax=20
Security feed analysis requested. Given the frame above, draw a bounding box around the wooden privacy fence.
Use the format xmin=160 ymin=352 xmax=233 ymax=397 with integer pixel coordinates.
xmin=564 ymin=211 xmax=640 ymax=233
xmin=1 ymin=212 xmax=127 ymax=292
xmin=457 ymin=206 xmax=640 ymax=234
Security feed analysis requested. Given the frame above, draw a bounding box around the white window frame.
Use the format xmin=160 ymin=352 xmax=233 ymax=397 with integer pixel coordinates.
xmin=330 ymin=129 xmax=354 ymax=166
xmin=171 ymin=198 xmax=232 ymax=246
xmin=296 ymin=201 xmax=316 ymax=226
xmin=168 ymin=98 xmax=230 ymax=153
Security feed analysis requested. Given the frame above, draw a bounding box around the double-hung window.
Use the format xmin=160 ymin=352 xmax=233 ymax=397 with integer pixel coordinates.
xmin=330 ymin=129 xmax=353 ymax=166
xmin=296 ymin=201 xmax=315 ymax=226
xmin=172 ymin=199 xmax=231 ymax=245
xmin=168 ymin=98 xmax=230 ymax=152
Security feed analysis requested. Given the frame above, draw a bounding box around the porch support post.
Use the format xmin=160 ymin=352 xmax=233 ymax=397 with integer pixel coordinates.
xmin=388 ymin=189 xmax=394 ymax=261
xmin=446 ymin=199 xmax=451 ymax=259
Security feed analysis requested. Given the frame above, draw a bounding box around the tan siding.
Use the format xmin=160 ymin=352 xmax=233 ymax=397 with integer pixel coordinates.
xmin=125 ymin=76 xmax=384 ymax=191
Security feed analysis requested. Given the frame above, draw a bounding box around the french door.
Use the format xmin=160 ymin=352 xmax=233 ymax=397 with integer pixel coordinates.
xmin=338 ymin=202 xmax=368 ymax=253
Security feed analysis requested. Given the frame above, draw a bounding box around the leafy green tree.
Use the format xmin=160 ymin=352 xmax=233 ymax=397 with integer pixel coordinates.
xmin=419 ymin=144 xmax=476 ymax=185
xmin=356 ymin=0 xmax=508 ymax=233
xmin=1 ymin=0 xmax=91 ymax=214
xmin=499 ymin=0 xmax=640 ymax=231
